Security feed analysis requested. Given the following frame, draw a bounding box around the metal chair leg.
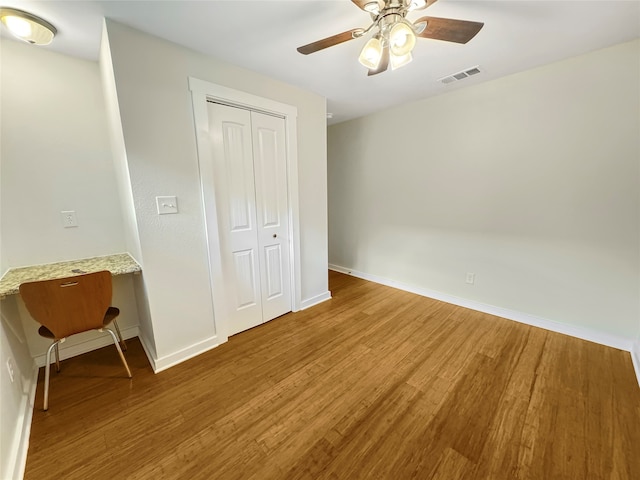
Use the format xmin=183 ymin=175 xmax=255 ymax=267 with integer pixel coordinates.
xmin=101 ymin=328 xmax=132 ymax=378
xmin=54 ymin=343 xmax=60 ymax=373
xmin=44 ymin=340 xmax=61 ymax=411
xmin=111 ymin=318 xmax=127 ymax=351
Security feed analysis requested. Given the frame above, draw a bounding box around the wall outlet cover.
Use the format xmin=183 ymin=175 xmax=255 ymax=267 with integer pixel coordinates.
xmin=6 ymin=357 xmax=15 ymax=383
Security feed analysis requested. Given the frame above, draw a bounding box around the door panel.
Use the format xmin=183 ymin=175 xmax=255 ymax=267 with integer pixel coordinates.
xmin=223 ymin=124 xmax=253 ymax=232
xmin=208 ymin=103 xmax=263 ymax=335
xmin=233 ymin=249 xmax=259 ymax=309
xmin=251 ymin=112 xmax=292 ymax=321
xmin=255 ymin=127 xmax=280 ymax=227
xmin=207 ymin=103 xmax=292 ymax=335
xmin=264 ymin=244 xmax=284 ymax=300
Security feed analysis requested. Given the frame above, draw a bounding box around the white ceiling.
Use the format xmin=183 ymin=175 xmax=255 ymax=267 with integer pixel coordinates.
xmin=2 ymin=1 xmax=639 ymax=124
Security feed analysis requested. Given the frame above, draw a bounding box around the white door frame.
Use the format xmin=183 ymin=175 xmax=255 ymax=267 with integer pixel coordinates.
xmin=189 ymin=77 xmax=302 ymax=342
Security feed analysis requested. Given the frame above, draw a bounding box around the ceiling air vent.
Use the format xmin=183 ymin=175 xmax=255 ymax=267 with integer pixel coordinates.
xmin=439 ymin=66 xmax=482 ymax=85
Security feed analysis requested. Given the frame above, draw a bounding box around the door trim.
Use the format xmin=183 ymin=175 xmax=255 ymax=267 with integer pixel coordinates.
xmin=189 ymin=77 xmax=302 ymax=341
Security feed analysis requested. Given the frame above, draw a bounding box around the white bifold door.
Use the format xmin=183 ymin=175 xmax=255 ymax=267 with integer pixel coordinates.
xmin=207 ymin=102 xmax=292 ymax=336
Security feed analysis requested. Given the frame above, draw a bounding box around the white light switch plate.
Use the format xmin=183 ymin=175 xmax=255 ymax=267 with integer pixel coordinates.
xmin=60 ymin=210 xmax=78 ymax=228
xmin=156 ymin=196 xmax=178 ymax=215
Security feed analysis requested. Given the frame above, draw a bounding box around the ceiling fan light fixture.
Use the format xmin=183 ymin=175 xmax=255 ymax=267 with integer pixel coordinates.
xmin=0 ymin=7 xmax=56 ymax=45
xmin=363 ymin=1 xmax=381 ymax=14
xmin=389 ymin=21 xmax=416 ymax=57
xmin=358 ymin=36 xmax=383 ymax=69
xmin=413 ymin=20 xmax=427 ymax=35
xmin=296 ymin=1 xmax=484 ymax=77
xmin=408 ymin=0 xmax=427 ymax=11
xmin=390 ymin=51 xmax=413 ymax=70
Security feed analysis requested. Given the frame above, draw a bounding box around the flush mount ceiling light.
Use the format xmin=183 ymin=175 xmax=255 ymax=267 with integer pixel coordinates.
xmin=0 ymin=7 xmax=57 ymax=45
xmin=297 ymin=0 xmax=484 ymax=76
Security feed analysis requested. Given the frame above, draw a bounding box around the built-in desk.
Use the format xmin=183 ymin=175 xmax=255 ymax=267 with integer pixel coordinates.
xmin=0 ymin=253 xmax=141 ymax=298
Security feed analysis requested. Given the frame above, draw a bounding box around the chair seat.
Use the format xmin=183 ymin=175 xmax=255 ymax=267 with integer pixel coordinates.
xmin=37 ymin=306 xmax=120 ymax=339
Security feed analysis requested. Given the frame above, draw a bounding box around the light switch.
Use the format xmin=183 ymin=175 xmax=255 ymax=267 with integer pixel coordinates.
xmin=60 ymin=210 xmax=78 ymax=228
xmin=156 ymin=196 xmax=178 ymax=215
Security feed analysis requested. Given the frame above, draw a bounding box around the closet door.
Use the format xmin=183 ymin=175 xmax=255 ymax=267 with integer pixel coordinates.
xmin=208 ymin=103 xmax=263 ymax=335
xmin=207 ymin=103 xmax=292 ymax=336
xmin=251 ymin=112 xmax=292 ymax=321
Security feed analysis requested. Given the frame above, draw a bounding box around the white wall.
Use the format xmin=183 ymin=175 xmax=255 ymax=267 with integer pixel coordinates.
xmin=0 ymin=162 xmax=35 ymax=479
xmin=0 ymin=39 xmax=141 ymax=477
xmin=99 ymin=23 xmax=157 ymax=358
xmin=0 ymin=39 xmax=140 ymax=347
xmin=0 ymin=298 xmax=36 ymax=480
xmin=328 ymin=40 xmax=640 ymax=343
xmin=635 ymin=230 xmax=640 ymax=380
xmin=0 ymin=40 xmax=127 ymax=267
xmin=102 ymin=20 xmax=328 ymax=365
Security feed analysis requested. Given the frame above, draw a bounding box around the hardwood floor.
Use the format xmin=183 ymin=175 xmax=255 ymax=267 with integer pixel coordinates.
xmin=25 ymin=271 xmax=640 ymax=479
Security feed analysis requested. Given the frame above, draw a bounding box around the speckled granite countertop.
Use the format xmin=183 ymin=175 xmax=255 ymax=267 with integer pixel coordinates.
xmin=0 ymin=253 xmax=141 ymax=297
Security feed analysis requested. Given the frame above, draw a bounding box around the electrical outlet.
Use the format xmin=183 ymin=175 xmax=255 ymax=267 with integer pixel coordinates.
xmin=466 ymin=272 xmax=475 ymax=284
xmin=60 ymin=210 xmax=78 ymax=228
xmin=6 ymin=357 xmax=15 ymax=383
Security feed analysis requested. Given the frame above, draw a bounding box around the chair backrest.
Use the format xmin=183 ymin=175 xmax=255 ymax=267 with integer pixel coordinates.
xmin=19 ymin=271 xmax=113 ymax=339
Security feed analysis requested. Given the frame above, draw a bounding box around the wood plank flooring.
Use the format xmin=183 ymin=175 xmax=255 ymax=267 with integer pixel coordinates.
xmin=25 ymin=271 xmax=640 ymax=479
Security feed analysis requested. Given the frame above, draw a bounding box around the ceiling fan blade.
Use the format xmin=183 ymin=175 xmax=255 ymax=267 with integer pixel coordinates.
xmin=297 ymin=29 xmax=362 ymax=55
xmin=367 ymin=46 xmax=390 ymax=76
xmin=414 ymin=16 xmax=484 ymax=44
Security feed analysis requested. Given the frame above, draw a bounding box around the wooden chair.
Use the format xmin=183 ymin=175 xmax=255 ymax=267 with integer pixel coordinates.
xmin=19 ymin=270 xmax=132 ymax=410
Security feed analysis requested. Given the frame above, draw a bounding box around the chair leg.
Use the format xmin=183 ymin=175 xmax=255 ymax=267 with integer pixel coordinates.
xmin=44 ymin=340 xmax=61 ymax=411
xmin=102 ymin=328 xmax=132 ymax=378
xmin=54 ymin=343 xmax=60 ymax=373
xmin=112 ymin=318 xmax=127 ymax=351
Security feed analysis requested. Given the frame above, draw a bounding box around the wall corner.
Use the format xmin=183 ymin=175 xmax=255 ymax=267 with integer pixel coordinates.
xmin=632 ymin=339 xmax=640 ymax=389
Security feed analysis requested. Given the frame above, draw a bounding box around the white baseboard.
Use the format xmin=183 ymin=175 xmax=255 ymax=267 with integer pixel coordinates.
xmin=329 ymin=264 xmax=352 ymax=275
xmin=138 ymin=332 xmax=158 ymax=372
xmin=299 ymin=291 xmax=332 ymax=310
xmin=631 ymin=341 xmax=640 ymax=388
xmin=9 ymin=364 xmax=38 ymax=480
xmin=33 ymin=325 xmax=140 ymax=367
xmin=329 ymin=264 xmax=632 ymax=352
xmin=150 ymin=335 xmax=225 ymax=373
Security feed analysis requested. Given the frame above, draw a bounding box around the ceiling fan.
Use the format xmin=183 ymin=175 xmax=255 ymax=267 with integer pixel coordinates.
xmin=297 ymin=0 xmax=484 ymax=75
